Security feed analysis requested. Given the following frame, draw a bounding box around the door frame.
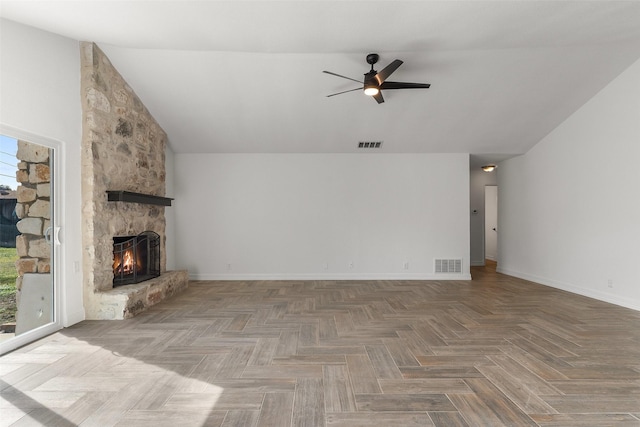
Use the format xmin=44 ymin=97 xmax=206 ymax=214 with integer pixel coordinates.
xmin=0 ymin=124 xmax=63 ymax=355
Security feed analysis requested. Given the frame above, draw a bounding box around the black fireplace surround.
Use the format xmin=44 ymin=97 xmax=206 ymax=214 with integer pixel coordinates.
xmin=113 ymin=231 xmax=160 ymax=286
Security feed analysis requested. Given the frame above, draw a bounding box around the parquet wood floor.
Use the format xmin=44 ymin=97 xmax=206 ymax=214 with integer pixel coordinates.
xmin=2 ymin=263 xmax=640 ymax=426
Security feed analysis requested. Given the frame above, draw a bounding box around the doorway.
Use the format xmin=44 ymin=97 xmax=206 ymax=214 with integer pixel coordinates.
xmin=484 ymin=185 xmax=498 ymax=262
xmin=0 ymin=132 xmax=60 ymax=355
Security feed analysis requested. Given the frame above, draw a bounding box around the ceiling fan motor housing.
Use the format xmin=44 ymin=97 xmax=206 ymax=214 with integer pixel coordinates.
xmin=364 ymin=71 xmax=377 ymax=86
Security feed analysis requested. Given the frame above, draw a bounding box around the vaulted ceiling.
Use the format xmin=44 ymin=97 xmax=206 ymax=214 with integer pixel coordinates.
xmin=2 ymin=1 xmax=640 ymax=162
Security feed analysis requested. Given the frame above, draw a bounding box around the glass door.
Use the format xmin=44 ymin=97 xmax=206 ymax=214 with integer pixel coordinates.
xmin=0 ymin=133 xmax=59 ymax=354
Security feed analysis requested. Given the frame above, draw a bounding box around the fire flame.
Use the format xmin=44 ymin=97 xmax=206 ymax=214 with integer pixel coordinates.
xmin=122 ymin=249 xmax=134 ymax=273
xmin=113 ymin=247 xmax=138 ymax=275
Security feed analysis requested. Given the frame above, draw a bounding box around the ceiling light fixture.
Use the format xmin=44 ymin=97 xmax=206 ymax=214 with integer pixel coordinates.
xmin=364 ymin=85 xmax=379 ymax=96
xmin=481 ymin=165 xmax=497 ymax=172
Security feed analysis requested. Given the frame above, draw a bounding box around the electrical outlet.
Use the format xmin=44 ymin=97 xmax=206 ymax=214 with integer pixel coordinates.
xmin=403 ymin=262 xmax=409 ymax=270
xmin=607 ymin=279 xmax=613 ymax=288
xmin=322 ymin=262 xmax=328 ymax=270
xmin=226 ymin=263 xmax=232 ymax=271
xmin=348 ymin=261 xmax=354 ymax=269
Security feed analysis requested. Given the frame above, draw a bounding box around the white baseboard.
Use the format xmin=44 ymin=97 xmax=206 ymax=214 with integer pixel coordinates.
xmin=496 ymin=266 xmax=640 ymax=312
xmin=189 ymin=272 xmax=472 ymax=281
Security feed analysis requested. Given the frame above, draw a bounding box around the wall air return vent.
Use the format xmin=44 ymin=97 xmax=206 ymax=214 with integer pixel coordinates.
xmin=435 ymin=259 xmax=462 ymax=273
xmin=358 ymin=141 xmax=383 ymax=149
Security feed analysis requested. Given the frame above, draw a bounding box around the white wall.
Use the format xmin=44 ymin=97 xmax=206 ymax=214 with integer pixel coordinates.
xmin=498 ymin=57 xmax=640 ymax=311
xmin=469 ymin=167 xmax=498 ymax=265
xmin=174 ymin=153 xmax=471 ymax=280
xmin=0 ymin=19 xmax=84 ymax=325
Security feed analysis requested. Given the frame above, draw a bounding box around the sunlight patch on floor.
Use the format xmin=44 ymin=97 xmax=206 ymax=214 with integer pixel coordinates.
xmin=0 ymin=336 xmax=224 ymax=426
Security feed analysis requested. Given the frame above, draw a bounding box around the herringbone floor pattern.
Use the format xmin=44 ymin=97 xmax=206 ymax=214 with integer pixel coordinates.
xmin=1 ymin=264 xmax=640 ymax=426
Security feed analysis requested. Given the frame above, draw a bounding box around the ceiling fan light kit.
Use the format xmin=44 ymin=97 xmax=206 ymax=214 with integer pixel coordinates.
xmin=324 ymin=53 xmax=431 ymax=104
xmin=363 ymin=85 xmax=379 ymax=96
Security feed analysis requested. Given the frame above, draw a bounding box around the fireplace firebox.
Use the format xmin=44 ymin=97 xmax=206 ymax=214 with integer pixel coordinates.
xmin=112 ymin=231 xmax=160 ymax=287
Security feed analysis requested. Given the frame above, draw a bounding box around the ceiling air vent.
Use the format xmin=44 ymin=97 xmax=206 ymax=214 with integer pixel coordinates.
xmin=358 ymin=141 xmax=383 ymax=149
xmin=435 ymin=259 xmax=462 ymax=273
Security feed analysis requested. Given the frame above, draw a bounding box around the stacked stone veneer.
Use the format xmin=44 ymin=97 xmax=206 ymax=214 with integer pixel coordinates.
xmin=81 ymin=42 xmax=187 ymax=319
xmin=14 ymin=141 xmax=52 ymax=307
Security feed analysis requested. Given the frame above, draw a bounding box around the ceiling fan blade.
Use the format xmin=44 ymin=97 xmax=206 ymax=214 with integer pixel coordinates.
xmin=380 ymin=81 xmax=430 ymax=90
xmin=326 ymin=87 xmax=362 ymax=97
xmin=372 ymin=92 xmax=385 ymax=104
xmin=323 ymin=70 xmax=362 ymax=84
xmin=374 ymin=59 xmax=403 ymax=85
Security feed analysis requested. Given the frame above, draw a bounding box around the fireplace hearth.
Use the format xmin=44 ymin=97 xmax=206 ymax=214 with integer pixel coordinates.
xmin=113 ymin=231 xmax=160 ymax=287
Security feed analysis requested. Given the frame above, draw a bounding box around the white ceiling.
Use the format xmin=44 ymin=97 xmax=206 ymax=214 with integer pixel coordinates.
xmin=2 ymin=1 xmax=640 ymax=159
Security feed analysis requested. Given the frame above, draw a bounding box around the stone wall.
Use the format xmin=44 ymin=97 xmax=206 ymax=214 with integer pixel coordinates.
xmin=14 ymin=141 xmax=51 ymax=307
xmin=80 ymin=42 xmax=186 ymax=319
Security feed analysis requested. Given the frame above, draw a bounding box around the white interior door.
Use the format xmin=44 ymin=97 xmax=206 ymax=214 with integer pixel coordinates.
xmin=485 ymin=185 xmax=498 ymax=262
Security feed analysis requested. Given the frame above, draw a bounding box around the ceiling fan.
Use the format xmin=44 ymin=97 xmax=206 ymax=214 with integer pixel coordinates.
xmin=323 ymin=53 xmax=430 ymax=104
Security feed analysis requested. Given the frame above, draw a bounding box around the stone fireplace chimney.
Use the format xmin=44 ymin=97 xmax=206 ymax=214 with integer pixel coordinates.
xmin=80 ymin=42 xmax=187 ymax=319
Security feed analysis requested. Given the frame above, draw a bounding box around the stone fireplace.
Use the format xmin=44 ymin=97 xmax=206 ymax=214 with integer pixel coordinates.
xmin=80 ymin=42 xmax=188 ymax=319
